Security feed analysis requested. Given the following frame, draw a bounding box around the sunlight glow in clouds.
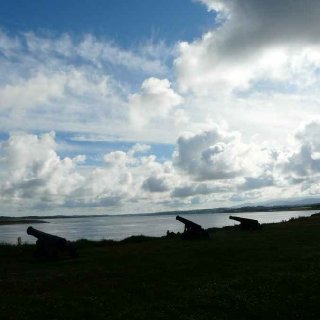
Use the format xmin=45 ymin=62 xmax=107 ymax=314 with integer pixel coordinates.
xmin=1 ymin=0 xmax=320 ymax=215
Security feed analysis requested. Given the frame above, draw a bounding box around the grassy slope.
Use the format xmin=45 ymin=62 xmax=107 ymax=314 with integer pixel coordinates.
xmin=1 ymin=216 xmax=320 ymax=320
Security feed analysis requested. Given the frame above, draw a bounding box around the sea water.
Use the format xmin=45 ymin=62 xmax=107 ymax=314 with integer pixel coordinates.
xmin=0 ymin=210 xmax=318 ymax=244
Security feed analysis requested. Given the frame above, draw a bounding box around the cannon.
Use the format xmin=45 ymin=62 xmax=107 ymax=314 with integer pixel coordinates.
xmin=229 ymin=216 xmax=262 ymax=231
xmin=27 ymin=226 xmax=78 ymax=259
xmin=176 ymin=215 xmax=209 ymax=239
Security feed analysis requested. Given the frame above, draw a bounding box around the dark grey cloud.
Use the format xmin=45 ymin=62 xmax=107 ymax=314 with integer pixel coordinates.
xmin=173 ymin=127 xmax=268 ymax=181
xmin=238 ymin=174 xmax=274 ymax=191
xmin=64 ymin=195 xmax=123 ymax=208
xmin=205 ymin=0 xmax=320 ymax=59
xmin=230 ymin=190 xmax=261 ymax=202
xmin=282 ymin=144 xmax=320 ymax=178
xmin=142 ymin=176 xmax=170 ymax=193
xmin=280 ymin=121 xmax=320 ymax=180
xmin=173 ymin=128 xmax=241 ymax=180
xmin=171 ymin=182 xmax=231 ymax=198
xmin=178 ymin=0 xmax=320 ymax=94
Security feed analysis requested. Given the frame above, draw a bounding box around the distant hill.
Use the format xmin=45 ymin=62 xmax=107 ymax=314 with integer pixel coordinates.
xmin=1 ymin=197 xmax=320 ymax=219
xmin=245 ymin=196 xmax=320 ymax=207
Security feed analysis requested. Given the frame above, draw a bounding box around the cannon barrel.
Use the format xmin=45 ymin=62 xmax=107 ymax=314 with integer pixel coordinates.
xmin=229 ymin=216 xmax=259 ymax=223
xmin=176 ymin=215 xmax=202 ymax=230
xmin=176 ymin=215 xmax=209 ymax=240
xmin=27 ymin=226 xmax=78 ymax=259
xmin=229 ymin=216 xmax=261 ymax=230
xmin=27 ymin=226 xmax=67 ymax=247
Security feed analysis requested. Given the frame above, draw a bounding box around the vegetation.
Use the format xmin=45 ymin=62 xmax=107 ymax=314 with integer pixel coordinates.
xmin=1 ymin=215 xmax=320 ymax=319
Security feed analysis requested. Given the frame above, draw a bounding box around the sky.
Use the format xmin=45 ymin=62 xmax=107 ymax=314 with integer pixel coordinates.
xmin=1 ymin=0 xmax=320 ymax=216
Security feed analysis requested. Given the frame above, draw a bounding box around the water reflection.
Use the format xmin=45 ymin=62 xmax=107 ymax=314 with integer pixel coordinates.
xmin=0 ymin=210 xmax=317 ymax=244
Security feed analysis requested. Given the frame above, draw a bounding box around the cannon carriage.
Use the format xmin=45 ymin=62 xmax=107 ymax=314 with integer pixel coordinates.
xmin=229 ymin=216 xmax=262 ymax=231
xmin=27 ymin=226 xmax=78 ymax=259
xmin=176 ymin=215 xmax=209 ymax=240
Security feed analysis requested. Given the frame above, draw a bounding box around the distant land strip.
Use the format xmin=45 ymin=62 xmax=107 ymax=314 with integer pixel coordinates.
xmin=0 ymin=219 xmax=48 ymax=225
xmin=1 ymin=202 xmax=320 ymax=220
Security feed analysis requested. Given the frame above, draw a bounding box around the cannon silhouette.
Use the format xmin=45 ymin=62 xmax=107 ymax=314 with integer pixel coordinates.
xmin=229 ymin=216 xmax=262 ymax=230
xmin=27 ymin=226 xmax=78 ymax=259
xmin=176 ymin=215 xmax=209 ymax=239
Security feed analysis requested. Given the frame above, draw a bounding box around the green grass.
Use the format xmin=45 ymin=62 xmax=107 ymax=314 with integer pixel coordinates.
xmin=1 ymin=216 xmax=320 ymax=319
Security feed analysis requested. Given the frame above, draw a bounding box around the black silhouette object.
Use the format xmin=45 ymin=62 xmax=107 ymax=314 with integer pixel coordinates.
xmin=229 ymin=216 xmax=262 ymax=230
xmin=27 ymin=226 xmax=78 ymax=259
xmin=176 ymin=215 xmax=209 ymax=240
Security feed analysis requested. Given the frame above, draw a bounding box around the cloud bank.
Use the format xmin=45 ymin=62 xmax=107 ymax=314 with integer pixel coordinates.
xmin=1 ymin=120 xmax=320 ymax=214
xmin=2 ymin=1 xmax=320 ymax=214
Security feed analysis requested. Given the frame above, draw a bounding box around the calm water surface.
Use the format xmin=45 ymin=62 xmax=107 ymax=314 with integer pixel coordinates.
xmin=0 ymin=210 xmax=318 ymax=244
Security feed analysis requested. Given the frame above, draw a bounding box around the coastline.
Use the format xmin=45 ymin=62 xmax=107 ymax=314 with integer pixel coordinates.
xmin=0 ymin=219 xmax=48 ymax=225
xmin=1 ymin=202 xmax=320 ymax=221
xmin=2 ymin=213 xmax=320 ymax=319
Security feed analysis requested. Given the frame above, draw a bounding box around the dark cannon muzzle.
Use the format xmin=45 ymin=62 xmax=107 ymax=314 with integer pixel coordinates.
xmin=27 ymin=226 xmax=67 ymax=248
xmin=176 ymin=215 xmax=209 ymax=240
xmin=27 ymin=226 xmax=77 ymax=259
xmin=229 ymin=216 xmax=262 ymax=230
xmin=176 ymin=215 xmax=202 ymax=231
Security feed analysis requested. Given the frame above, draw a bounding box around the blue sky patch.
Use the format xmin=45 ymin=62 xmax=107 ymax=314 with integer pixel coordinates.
xmin=0 ymin=0 xmax=215 ymax=47
xmin=55 ymin=132 xmax=175 ymax=166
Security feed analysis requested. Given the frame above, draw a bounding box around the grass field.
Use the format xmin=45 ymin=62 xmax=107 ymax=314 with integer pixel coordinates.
xmin=1 ymin=215 xmax=320 ymax=320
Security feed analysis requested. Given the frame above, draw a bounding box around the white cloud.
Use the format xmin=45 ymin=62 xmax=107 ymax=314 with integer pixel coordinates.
xmin=0 ymin=29 xmax=21 ymax=57
xmin=295 ymin=120 xmax=320 ymax=151
xmin=173 ymin=125 xmax=270 ymax=181
xmin=0 ymin=120 xmax=320 ymax=214
xmin=238 ymin=174 xmax=274 ymax=191
xmin=171 ymin=181 xmax=231 ymax=198
xmin=0 ymin=30 xmax=179 ymax=142
xmin=129 ymin=77 xmax=183 ymax=128
xmin=280 ymin=120 xmax=320 ymax=179
xmin=0 ymin=133 xmax=175 ymax=210
xmin=23 ymin=32 xmax=168 ymax=74
xmin=0 ymin=72 xmax=66 ymax=110
xmin=177 ymin=0 xmax=320 ymax=95
xmin=4 ymin=0 xmax=320 ymax=214
xmin=142 ymin=175 xmax=171 ymax=193
xmin=0 ymin=66 xmax=129 ymax=136
xmin=0 ymin=132 xmax=85 ymax=201
xmin=230 ymin=190 xmax=262 ymax=202
xmin=128 ymin=143 xmax=151 ymax=156
xmin=0 ymin=67 xmax=114 ymax=112
xmin=0 ymin=133 xmax=143 ymax=209
xmin=198 ymin=0 xmax=229 ymax=13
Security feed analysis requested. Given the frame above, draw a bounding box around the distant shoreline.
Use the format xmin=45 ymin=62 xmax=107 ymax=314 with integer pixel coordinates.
xmin=0 ymin=219 xmax=48 ymax=226
xmin=1 ymin=203 xmax=320 ymax=220
xmin=2 ymin=212 xmax=320 ymax=319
